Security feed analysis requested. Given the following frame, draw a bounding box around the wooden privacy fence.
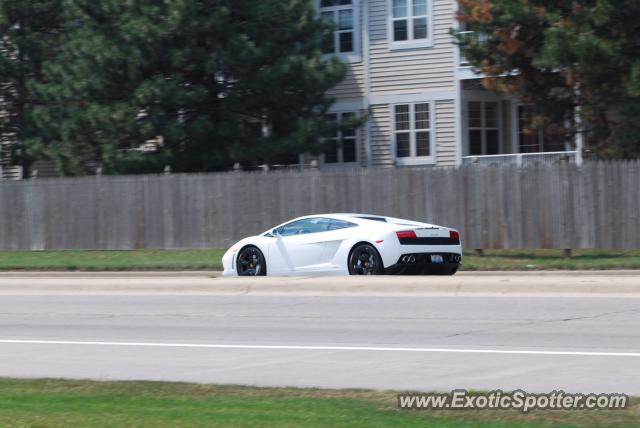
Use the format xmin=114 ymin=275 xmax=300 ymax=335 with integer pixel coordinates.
xmin=0 ymin=161 xmax=638 ymax=250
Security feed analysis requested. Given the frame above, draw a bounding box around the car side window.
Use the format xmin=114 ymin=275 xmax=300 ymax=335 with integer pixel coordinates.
xmin=328 ymin=219 xmax=358 ymax=230
xmin=276 ymin=218 xmax=337 ymax=236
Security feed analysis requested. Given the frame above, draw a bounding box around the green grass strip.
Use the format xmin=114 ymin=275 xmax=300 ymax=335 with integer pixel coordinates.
xmin=0 ymin=378 xmax=637 ymax=428
xmin=0 ymin=249 xmax=639 ymax=271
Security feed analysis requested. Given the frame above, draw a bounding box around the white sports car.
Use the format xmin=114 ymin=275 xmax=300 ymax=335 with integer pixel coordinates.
xmin=222 ymin=213 xmax=462 ymax=276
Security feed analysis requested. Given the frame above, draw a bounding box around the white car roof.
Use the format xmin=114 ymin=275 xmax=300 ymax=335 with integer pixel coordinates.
xmin=276 ymin=213 xmax=433 ymax=227
xmin=285 ymin=213 xmax=384 ymax=222
xmin=263 ymin=213 xmax=442 ymax=235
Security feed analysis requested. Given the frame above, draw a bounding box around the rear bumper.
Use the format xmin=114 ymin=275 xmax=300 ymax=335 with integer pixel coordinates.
xmin=383 ymin=252 xmax=461 ymax=275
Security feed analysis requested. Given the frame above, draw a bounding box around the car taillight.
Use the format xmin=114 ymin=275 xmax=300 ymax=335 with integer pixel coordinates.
xmin=450 ymin=230 xmax=460 ymax=240
xmin=396 ymin=230 xmax=417 ymax=239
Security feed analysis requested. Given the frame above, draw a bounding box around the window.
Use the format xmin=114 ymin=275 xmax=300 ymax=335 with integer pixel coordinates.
xmin=393 ymin=103 xmax=434 ymax=163
xmin=321 ymin=0 xmax=355 ymax=55
xmin=323 ymin=112 xmax=358 ymax=164
xmin=467 ymin=101 xmax=500 ymax=155
xmin=517 ymin=105 xmax=568 ymax=153
xmin=456 ymin=21 xmax=488 ymax=66
xmin=390 ymin=0 xmax=432 ymax=48
xmin=276 ymin=217 xmax=347 ymax=236
xmin=328 ymin=219 xmax=358 ymax=230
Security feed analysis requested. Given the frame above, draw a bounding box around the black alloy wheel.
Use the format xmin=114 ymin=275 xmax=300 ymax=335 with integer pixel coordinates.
xmin=236 ymin=246 xmax=266 ymax=276
xmin=348 ymin=244 xmax=383 ymax=275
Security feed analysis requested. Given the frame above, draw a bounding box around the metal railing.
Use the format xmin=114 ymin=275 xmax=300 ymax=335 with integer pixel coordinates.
xmin=462 ymin=151 xmax=579 ymax=167
xmin=237 ymin=163 xmax=319 ymax=172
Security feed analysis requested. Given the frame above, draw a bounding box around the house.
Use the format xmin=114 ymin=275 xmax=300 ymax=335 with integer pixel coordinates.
xmin=0 ymin=0 xmax=581 ymax=178
xmin=303 ymin=0 xmax=581 ymax=169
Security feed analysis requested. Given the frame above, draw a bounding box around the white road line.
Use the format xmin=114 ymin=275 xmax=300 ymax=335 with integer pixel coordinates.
xmin=0 ymin=339 xmax=639 ymax=357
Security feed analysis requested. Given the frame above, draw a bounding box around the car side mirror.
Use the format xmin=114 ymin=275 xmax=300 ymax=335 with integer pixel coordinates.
xmin=272 ymin=228 xmax=282 ymax=238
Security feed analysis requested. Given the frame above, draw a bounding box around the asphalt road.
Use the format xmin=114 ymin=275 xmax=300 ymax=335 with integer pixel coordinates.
xmin=0 ymin=275 xmax=639 ymax=393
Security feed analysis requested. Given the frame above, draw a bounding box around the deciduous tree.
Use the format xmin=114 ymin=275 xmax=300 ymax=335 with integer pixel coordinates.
xmin=457 ymin=0 xmax=640 ymax=158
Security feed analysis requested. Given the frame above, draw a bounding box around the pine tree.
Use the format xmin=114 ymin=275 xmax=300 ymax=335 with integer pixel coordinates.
xmin=31 ymin=0 xmax=345 ymax=175
xmin=0 ymin=0 xmax=63 ymax=177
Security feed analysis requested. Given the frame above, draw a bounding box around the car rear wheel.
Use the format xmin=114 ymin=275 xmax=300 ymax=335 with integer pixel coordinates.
xmin=236 ymin=246 xmax=266 ymax=276
xmin=348 ymin=244 xmax=383 ymax=275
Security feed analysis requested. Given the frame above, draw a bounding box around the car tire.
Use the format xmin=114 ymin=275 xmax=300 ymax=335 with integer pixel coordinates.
xmin=236 ymin=246 xmax=267 ymax=276
xmin=348 ymin=243 xmax=383 ymax=275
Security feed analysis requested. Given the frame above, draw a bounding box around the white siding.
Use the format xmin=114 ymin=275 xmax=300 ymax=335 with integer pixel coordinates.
xmin=327 ymin=62 xmax=366 ymax=100
xmin=435 ymin=99 xmax=456 ymax=166
xmin=324 ymin=0 xmax=461 ymax=168
xmin=30 ymin=160 xmax=60 ymax=178
xmin=358 ymin=121 xmax=369 ymax=166
xmin=369 ymin=104 xmax=394 ymax=166
xmin=326 ymin=1 xmax=366 ymax=101
xmin=368 ymin=0 xmax=456 ymax=95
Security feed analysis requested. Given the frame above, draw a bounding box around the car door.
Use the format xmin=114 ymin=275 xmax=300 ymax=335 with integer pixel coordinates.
xmin=317 ymin=218 xmax=360 ymax=263
xmin=267 ymin=218 xmax=332 ymax=274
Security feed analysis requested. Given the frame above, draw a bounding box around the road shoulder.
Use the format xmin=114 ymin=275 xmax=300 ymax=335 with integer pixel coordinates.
xmin=0 ymin=270 xmax=639 ymax=297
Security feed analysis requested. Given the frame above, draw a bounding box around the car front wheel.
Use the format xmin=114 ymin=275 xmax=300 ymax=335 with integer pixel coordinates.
xmin=236 ymin=246 xmax=267 ymax=276
xmin=348 ymin=244 xmax=383 ymax=275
